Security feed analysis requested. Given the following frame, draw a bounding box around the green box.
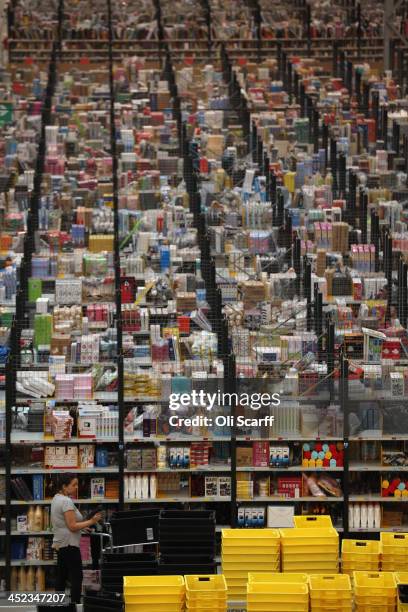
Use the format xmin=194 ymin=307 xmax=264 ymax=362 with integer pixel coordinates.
xmin=28 ymin=278 xmax=42 ymax=302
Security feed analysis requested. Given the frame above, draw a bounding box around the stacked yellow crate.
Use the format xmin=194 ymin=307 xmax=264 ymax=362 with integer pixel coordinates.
xmin=280 ymin=528 xmax=339 ymax=574
xmin=353 ymin=571 xmax=397 ymax=611
xmin=185 ymin=575 xmax=227 ymax=612
xmin=382 ymin=533 xmax=408 ymax=571
xmin=309 ymin=574 xmax=352 ymax=611
xmin=221 ymin=529 xmax=280 ymax=600
xmin=395 ymin=573 xmax=408 ymax=611
xmin=294 ymin=515 xmax=333 ymax=529
xmin=341 ymin=540 xmax=381 ymax=575
xmin=247 ymin=574 xmax=309 ymax=612
xmin=123 ymin=576 xmax=185 ymax=612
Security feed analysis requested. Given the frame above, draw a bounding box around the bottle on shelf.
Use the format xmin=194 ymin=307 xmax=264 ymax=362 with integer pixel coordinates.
xmin=17 ymin=567 xmax=26 ymax=591
xmin=26 ymin=566 xmax=35 ymax=590
xmin=150 ymin=474 xmax=157 ymax=499
xmin=27 ymin=506 xmax=35 ymax=532
xmin=11 ymin=568 xmax=18 ymax=591
xmin=34 ymin=505 xmax=43 ymax=532
xmin=35 ymin=567 xmax=45 ymax=591
xmin=128 ymin=474 xmax=136 ymax=499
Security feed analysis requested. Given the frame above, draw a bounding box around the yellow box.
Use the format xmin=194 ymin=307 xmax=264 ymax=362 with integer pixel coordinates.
xmin=248 ymin=603 xmax=308 ymax=612
xmin=124 ymin=575 xmax=184 ymax=595
xmin=248 ymin=573 xmax=308 ymax=584
xmin=185 ymin=575 xmax=227 ymax=597
xmin=88 ymin=234 xmax=114 ymax=252
xmin=353 ymin=571 xmax=396 ymax=597
xmin=280 ymin=527 xmax=338 ymax=546
xmin=294 ymin=515 xmax=333 ymax=529
xmin=395 ymin=572 xmax=408 ymax=583
xmin=342 ymin=539 xmax=381 ymax=559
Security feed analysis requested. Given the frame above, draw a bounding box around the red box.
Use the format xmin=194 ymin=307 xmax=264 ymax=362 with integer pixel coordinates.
xmin=253 ymin=442 xmax=269 ymax=467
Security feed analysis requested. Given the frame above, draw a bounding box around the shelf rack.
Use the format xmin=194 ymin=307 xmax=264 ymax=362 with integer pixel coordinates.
xmin=3 ymin=0 xmax=408 ymax=594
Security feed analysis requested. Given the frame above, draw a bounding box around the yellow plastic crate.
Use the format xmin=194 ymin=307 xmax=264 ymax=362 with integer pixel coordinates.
xmin=356 ymin=605 xmax=395 ymax=610
xmin=223 ymin=561 xmax=280 ymax=571
xmin=399 ymin=603 xmax=408 ymax=611
xmin=185 ymin=575 xmax=227 ymax=598
xmin=124 ymin=576 xmax=184 ymax=594
xmin=247 ymin=582 xmax=308 ymax=602
xmin=396 ymin=572 xmax=408 ymax=584
xmin=186 ymin=601 xmax=226 ymax=611
xmin=342 ymin=563 xmax=380 ymax=575
xmin=355 ymin=595 xmax=396 ymax=607
xmin=354 ymin=571 xmax=397 ymax=596
xmin=222 ymin=554 xmax=280 ymax=564
xmin=222 ymin=547 xmax=280 ymax=556
xmin=248 ymin=604 xmax=308 ymax=612
xmin=309 ymin=574 xmax=352 ymax=598
xmin=311 ymin=606 xmax=352 ymax=612
xmin=222 ymin=529 xmax=280 ymax=545
xmin=342 ymin=539 xmax=381 ymax=559
xmin=280 ymin=527 xmax=339 ymax=546
xmin=282 ymin=560 xmax=339 ymax=570
xmin=248 ymin=573 xmax=308 ymax=584
xmin=343 ymin=558 xmax=380 ymax=568
xmin=294 ymin=515 xmax=333 ymax=528
xmin=383 ymin=562 xmax=408 ymax=572
xmin=125 ymin=605 xmax=184 ymax=612
xmin=311 ymin=601 xmax=352 ymax=611
xmin=125 ymin=594 xmax=184 ymax=605
xmin=282 ymin=547 xmax=338 ymax=560
xmin=248 ymin=605 xmax=308 ymax=612
xmin=382 ymin=533 xmax=408 ymax=553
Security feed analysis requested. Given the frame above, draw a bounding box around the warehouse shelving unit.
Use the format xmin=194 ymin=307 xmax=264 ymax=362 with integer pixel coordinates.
xmin=3 ymin=0 xmax=408 ymax=597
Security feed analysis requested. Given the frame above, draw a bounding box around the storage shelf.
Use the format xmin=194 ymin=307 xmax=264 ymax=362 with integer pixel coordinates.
xmin=237 ymin=496 xmax=344 ymax=502
xmin=125 ymin=496 xmax=231 ymax=503
xmin=11 ymin=499 xmax=119 ymax=505
xmin=11 ymin=467 xmax=119 ymax=474
xmin=15 ymin=394 xmax=118 ymax=403
xmin=11 ymin=433 xmax=118 ymax=444
xmin=125 ymin=435 xmax=231 ymax=442
xmin=349 ymin=463 xmax=408 ymax=472
xmin=350 ymin=435 xmax=408 ymax=441
xmin=124 ymin=466 xmax=230 ymax=473
xmin=236 ymin=436 xmax=344 ymax=441
xmin=349 ymin=526 xmax=408 ymax=532
xmin=236 ymin=466 xmax=343 ymax=472
xmin=11 ymin=531 xmax=53 ymax=536
xmin=349 ymin=495 xmax=408 ymax=502
xmin=9 ymin=559 xmax=94 ymax=566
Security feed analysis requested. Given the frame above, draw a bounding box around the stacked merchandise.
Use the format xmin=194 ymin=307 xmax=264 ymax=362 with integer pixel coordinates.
xmin=381 ymin=533 xmax=408 ymax=572
xmin=221 ymin=529 xmax=280 ymax=600
xmin=309 ymin=574 xmax=352 ymax=612
xmin=353 ymin=571 xmax=397 ymax=611
xmin=185 ymin=575 xmax=227 ymax=612
xmin=9 ymin=52 xmax=121 ymax=586
xmin=115 ymin=53 xmax=232 ymax=514
xmin=247 ymin=573 xmax=309 ymax=612
xmin=159 ymin=511 xmax=216 ymax=575
xmin=341 ymin=539 xmax=381 ymax=574
xmin=280 ymin=527 xmax=339 ymax=573
xmin=123 ymin=575 xmax=185 ymax=612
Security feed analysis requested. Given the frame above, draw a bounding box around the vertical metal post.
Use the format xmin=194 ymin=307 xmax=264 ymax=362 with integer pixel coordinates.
xmin=341 ymin=353 xmax=349 ymax=535
xmin=304 ymin=258 xmax=312 ymax=331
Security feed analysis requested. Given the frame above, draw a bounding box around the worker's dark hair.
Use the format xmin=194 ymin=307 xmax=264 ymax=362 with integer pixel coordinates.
xmin=58 ymin=473 xmax=77 ymax=491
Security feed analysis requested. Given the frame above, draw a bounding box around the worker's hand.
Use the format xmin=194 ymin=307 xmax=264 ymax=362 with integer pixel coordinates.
xmin=90 ymin=512 xmax=103 ymax=525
